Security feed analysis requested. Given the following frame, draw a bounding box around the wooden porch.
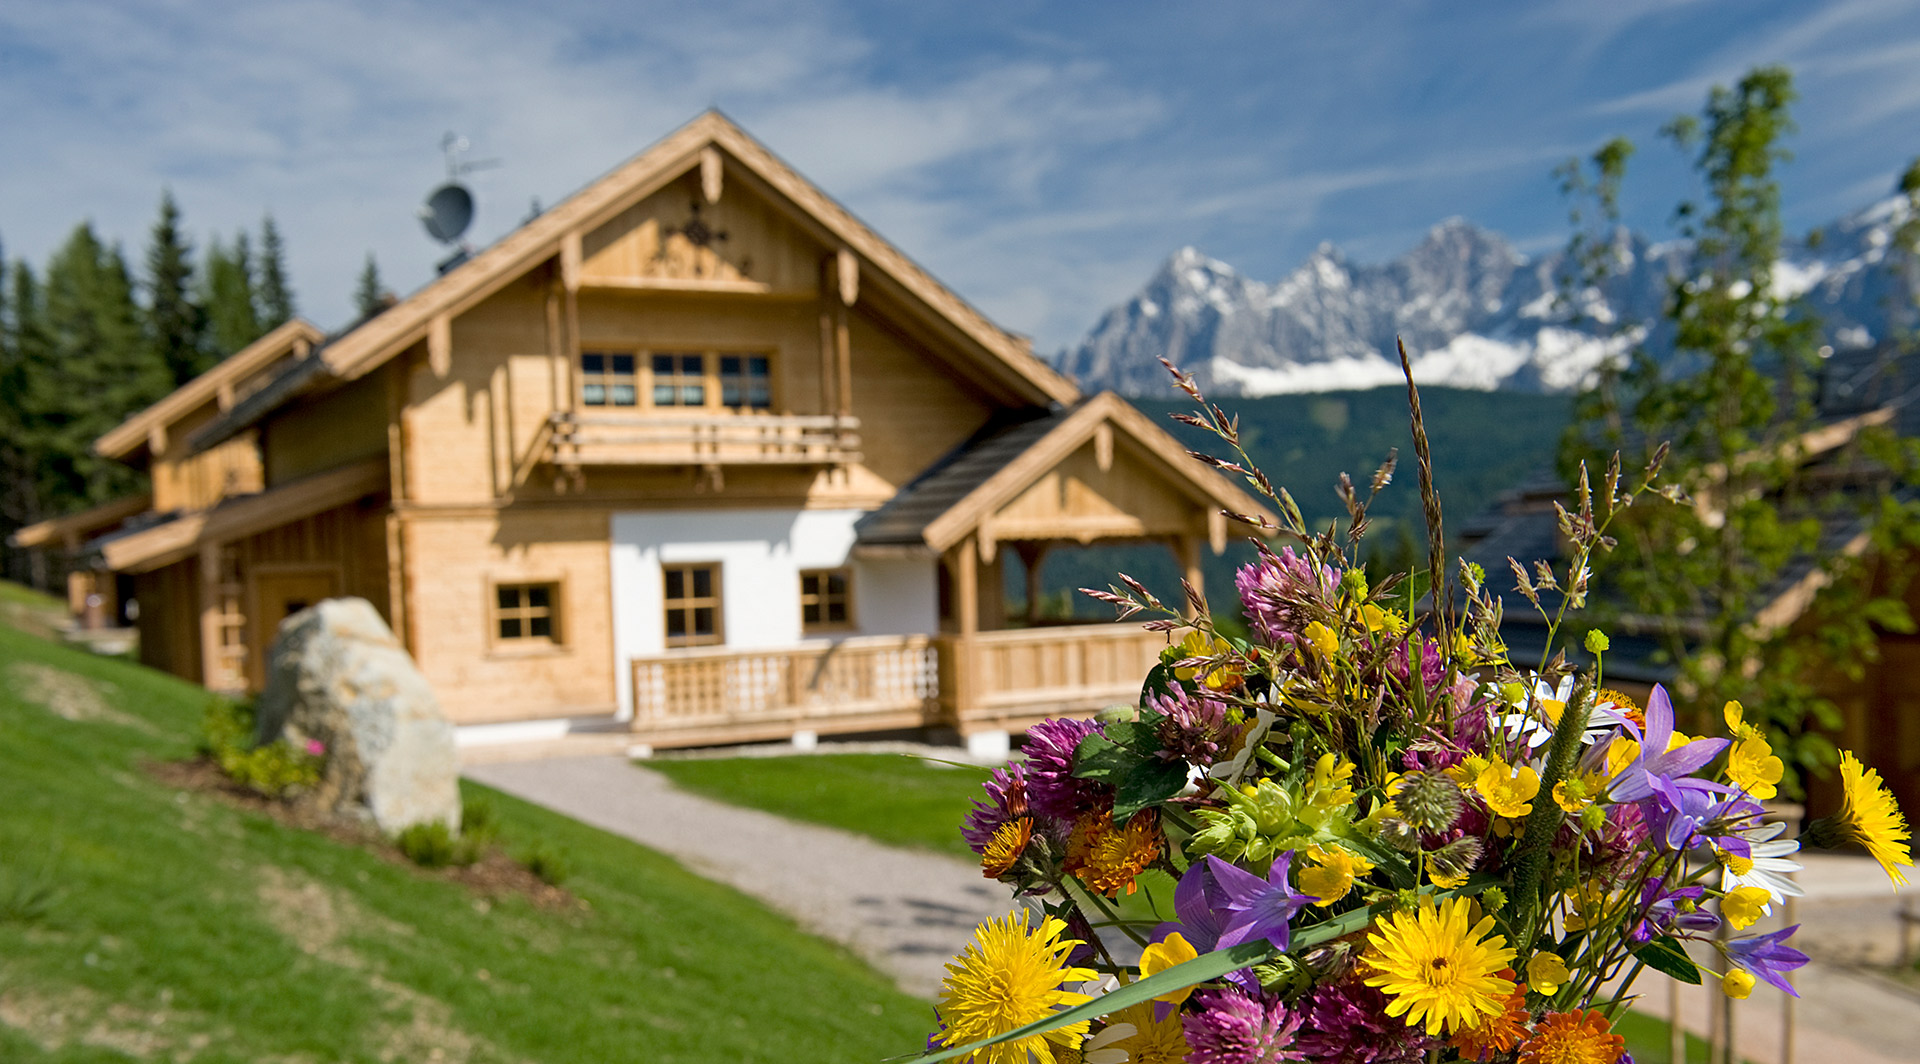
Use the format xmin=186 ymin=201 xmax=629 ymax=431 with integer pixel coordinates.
xmin=626 ymin=622 xmax=1166 ymax=749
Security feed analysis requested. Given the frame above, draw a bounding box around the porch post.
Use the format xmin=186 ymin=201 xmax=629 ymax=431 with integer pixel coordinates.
xmin=197 ymin=541 xmax=226 ymax=691
xmin=1015 ymin=541 xmax=1050 ymax=625
xmin=1172 ymin=534 xmax=1206 ymax=617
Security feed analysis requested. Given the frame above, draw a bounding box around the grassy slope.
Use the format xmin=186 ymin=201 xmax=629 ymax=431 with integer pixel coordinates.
xmin=0 ymin=596 xmax=930 ymax=1063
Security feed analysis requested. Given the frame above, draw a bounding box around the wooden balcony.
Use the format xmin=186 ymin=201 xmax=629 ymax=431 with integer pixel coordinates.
xmin=939 ymin=623 xmax=1166 ymax=735
xmin=629 ymin=634 xmax=939 ymax=748
xmin=626 ymin=623 xmax=1166 ymax=748
xmin=547 ymin=411 xmax=860 ymax=468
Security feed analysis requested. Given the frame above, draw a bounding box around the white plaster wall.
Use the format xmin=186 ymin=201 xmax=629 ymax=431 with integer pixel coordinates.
xmin=609 ymin=508 xmax=936 ymax=718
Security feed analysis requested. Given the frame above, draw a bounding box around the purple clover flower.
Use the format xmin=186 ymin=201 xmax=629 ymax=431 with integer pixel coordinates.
xmin=1726 ymin=925 xmax=1810 ymax=996
xmin=1147 ymin=688 xmax=1235 ymax=767
xmin=1021 ymin=716 xmax=1108 ymax=821
xmin=1295 ymin=978 xmax=1436 ymax=1064
xmin=1182 ymin=986 xmax=1305 ymax=1064
xmin=1235 ymin=545 xmax=1337 ymax=644
xmin=959 ymin=761 xmax=1029 ymax=855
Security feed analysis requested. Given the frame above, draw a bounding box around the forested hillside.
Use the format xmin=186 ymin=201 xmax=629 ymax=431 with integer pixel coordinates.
xmin=1027 ymin=386 xmax=1571 ymax=616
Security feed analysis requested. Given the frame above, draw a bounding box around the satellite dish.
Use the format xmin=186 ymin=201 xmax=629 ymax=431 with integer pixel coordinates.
xmin=420 ymin=183 xmax=474 ymax=244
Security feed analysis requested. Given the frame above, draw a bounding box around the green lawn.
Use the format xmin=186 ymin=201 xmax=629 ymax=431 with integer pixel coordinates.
xmin=647 ymin=752 xmax=993 ymax=858
xmin=0 ymin=586 xmax=930 ymax=1063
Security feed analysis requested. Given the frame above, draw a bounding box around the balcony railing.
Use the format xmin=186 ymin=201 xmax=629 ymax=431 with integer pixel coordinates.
xmin=548 ymin=411 xmax=860 ymax=468
xmin=629 ymin=635 xmax=938 ymax=748
xmin=940 ymin=624 xmax=1167 ymax=732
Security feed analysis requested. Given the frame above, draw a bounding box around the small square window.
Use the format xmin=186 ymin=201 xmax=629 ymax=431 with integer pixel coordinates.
xmin=720 ymin=354 xmax=773 ymax=410
xmin=494 ymin=583 xmax=561 ymax=645
xmin=800 ymin=568 xmax=854 ymax=632
xmin=663 ymin=563 xmax=722 ymax=647
xmin=580 ymin=350 xmax=635 ymax=407
xmin=652 ymin=353 xmax=707 ymax=407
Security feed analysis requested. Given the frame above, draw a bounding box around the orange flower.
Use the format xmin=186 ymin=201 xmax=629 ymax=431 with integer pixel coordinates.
xmin=1449 ymin=970 xmax=1528 ymax=1061
xmin=1065 ymin=810 xmax=1164 ymax=896
xmin=1517 ymin=1009 xmax=1625 ymax=1064
xmin=982 ymin=818 xmax=1032 ymax=879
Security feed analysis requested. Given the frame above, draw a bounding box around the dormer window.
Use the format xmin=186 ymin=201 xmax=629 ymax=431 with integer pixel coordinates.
xmin=580 ymin=352 xmax=637 ymax=407
xmin=581 ymin=349 xmax=775 ymax=412
xmin=651 ymin=353 xmax=708 ymax=407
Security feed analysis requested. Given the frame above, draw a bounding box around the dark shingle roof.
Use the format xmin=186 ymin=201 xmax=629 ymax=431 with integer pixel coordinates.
xmin=853 ymin=401 xmax=1084 ymax=547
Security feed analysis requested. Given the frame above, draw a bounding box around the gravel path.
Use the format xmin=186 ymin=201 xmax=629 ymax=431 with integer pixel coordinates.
xmin=464 ymin=755 xmax=1009 ymax=998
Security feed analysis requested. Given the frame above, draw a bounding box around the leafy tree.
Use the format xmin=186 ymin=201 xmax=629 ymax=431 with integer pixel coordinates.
xmin=257 ymin=213 xmax=295 ymax=329
xmin=145 ymin=190 xmax=208 ymax=385
xmin=353 ymin=252 xmax=391 ymax=319
xmin=202 ymin=229 xmax=262 ymax=357
xmin=1563 ymin=66 xmax=1920 ymax=793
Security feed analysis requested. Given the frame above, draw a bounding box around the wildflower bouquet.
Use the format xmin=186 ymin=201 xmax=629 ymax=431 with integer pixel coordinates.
xmin=912 ymin=359 xmax=1914 ymax=1064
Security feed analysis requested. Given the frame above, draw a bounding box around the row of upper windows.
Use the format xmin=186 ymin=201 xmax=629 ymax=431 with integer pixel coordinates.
xmin=579 ymin=351 xmax=772 ymax=411
xmin=492 ymin=563 xmax=851 ymax=649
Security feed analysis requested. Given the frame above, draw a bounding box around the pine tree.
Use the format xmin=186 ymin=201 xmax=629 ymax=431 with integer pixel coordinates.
xmin=353 ymin=252 xmax=390 ymax=319
xmin=202 ymin=230 xmax=262 ymax=357
xmin=39 ymin=224 xmax=171 ymax=511
xmin=257 ymin=213 xmax=295 ymax=329
xmin=145 ymin=190 xmax=207 ymax=385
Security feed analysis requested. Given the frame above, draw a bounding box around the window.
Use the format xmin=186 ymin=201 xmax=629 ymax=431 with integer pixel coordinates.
xmin=800 ymin=568 xmax=853 ymax=632
xmin=495 ymin=583 xmax=560 ymax=644
xmin=663 ymin=564 xmax=722 ymax=647
xmin=719 ymin=354 xmax=772 ymax=410
xmin=580 ymin=352 xmax=637 ymax=407
xmin=651 ymin=353 xmax=708 ymax=407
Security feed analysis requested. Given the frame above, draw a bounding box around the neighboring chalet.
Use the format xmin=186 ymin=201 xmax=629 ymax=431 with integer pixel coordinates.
xmin=1459 ymin=344 xmax=1920 ymax=819
xmin=20 ymin=112 xmax=1266 ymax=754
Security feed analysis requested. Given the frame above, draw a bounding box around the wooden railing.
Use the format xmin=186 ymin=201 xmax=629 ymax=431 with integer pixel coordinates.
xmin=629 ymin=634 xmax=937 ymax=748
xmin=549 ymin=412 xmax=860 ymax=467
xmin=940 ymin=623 xmax=1167 ymax=733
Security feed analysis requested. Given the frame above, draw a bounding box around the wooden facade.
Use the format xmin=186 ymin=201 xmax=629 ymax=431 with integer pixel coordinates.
xmin=71 ymin=112 xmax=1270 ymax=745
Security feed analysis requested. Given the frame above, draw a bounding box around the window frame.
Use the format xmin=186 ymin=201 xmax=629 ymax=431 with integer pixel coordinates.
xmin=578 ymin=350 xmax=639 ymax=408
xmin=799 ymin=567 xmax=856 ymax=634
xmin=661 ymin=562 xmax=725 ymax=648
xmin=489 ymin=579 xmax=565 ymax=651
xmin=577 ymin=346 xmax=777 ymax=414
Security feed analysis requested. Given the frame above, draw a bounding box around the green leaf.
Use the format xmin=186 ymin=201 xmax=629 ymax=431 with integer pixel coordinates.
xmin=1140 ymin=661 xmax=1180 ymax=704
xmin=1071 ymin=733 xmax=1138 ymax=784
xmin=1112 ymin=758 xmax=1190 ymax=821
xmin=1630 ymin=935 xmax=1701 ymax=985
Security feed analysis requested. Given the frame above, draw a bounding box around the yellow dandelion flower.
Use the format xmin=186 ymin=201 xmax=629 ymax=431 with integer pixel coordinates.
xmin=1449 ymin=972 xmax=1528 ymax=1060
xmin=1362 ymin=895 xmax=1518 ymax=1036
xmin=1830 ymin=752 xmax=1914 ymax=888
xmin=1065 ymin=811 xmax=1164 ymax=896
xmin=1105 ymin=994 xmax=1191 ymax=1064
xmin=1726 ymin=733 xmax=1783 ymax=801
xmin=1475 ymin=761 xmax=1541 ymax=819
xmin=982 ymin=818 xmax=1033 ymax=879
xmin=1299 ymin=844 xmax=1375 ymax=906
xmin=937 ymin=910 xmax=1095 ymax=1064
xmin=1516 ymin=1009 xmax=1626 ymax=1064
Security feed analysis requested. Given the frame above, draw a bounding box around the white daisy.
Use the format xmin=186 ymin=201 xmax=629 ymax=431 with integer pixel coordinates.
xmin=1718 ymin=822 xmax=1804 ymax=907
xmin=1494 ymin=674 xmax=1626 ymax=756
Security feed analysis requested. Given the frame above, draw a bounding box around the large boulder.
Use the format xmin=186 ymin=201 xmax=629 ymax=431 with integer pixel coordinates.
xmin=254 ymin=597 xmax=461 ymax=834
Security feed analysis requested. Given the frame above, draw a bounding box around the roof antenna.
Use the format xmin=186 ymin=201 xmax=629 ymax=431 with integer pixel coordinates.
xmin=418 ymin=132 xmax=502 ymax=274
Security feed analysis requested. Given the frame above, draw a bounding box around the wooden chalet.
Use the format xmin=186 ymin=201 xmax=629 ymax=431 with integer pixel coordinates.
xmin=57 ymin=111 xmax=1268 ymax=752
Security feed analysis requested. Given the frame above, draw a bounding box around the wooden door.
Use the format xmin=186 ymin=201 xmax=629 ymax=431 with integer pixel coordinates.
xmin=249 ymin=568 xmax=339 ymax=689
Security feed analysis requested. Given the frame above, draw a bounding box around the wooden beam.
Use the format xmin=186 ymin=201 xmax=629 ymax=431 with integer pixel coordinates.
xmin=700 ymin=146 xmax=723 ymax=204
xmin=957 ymin=537 xmax=979 ymax=637
xmin=834 ymin=301 xmax=853 ymax=419
xmin=1094 ymin=422 xmax=1113 ymax=472
xmin=427 ymin=312 xmax=452 ymax=378
xmin=197 ymin=542 xmax=224 ymax=691
xmin=836 ymin=246 xmax=859 ymax=306
xmin=1173 ymin=535 xmax=1205 ymax=618
xmin=1209 ymin=508 xmax=1228 ymax=554
xmin=148 ymin=424 xmax=167 ymax=456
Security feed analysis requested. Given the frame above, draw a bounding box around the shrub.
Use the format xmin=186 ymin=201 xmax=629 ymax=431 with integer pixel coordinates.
xmin=517 ymin=842 xmax=571 ymax=886
xmin=396 ymin=820 xmax=486 ymax=869
xmin=462 ymin=796 xmax=501 ymax=847
xmin=200 ymin=699 xmax=324 ymax=798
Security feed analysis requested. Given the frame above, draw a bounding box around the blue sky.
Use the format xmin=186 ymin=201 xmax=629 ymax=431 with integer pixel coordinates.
xmin=5 ymin=1 xmax=1920 ymax=352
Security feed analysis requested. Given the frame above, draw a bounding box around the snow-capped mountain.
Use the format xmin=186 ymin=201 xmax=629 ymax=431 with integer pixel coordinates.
xmin=1058 ymin=200 xmax=1913 ymax=396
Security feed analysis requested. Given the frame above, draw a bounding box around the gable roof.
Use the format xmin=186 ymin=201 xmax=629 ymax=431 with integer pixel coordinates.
xmin=315 ymin=110 xmax=1074 ymax=401
xmin=95 ymin=317 xmax=324 ymax=461
xmin=855 ymin=391 xmax=1273 ymax=553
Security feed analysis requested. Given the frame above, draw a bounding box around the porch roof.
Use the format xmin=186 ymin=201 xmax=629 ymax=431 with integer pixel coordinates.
xmin=90 ymin=459 xmax=388 ymax=574
xmin=6 ymin=493 xmax=154 ymax=551
xmin=853 ymin=391 xmax=1272 ymax=555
